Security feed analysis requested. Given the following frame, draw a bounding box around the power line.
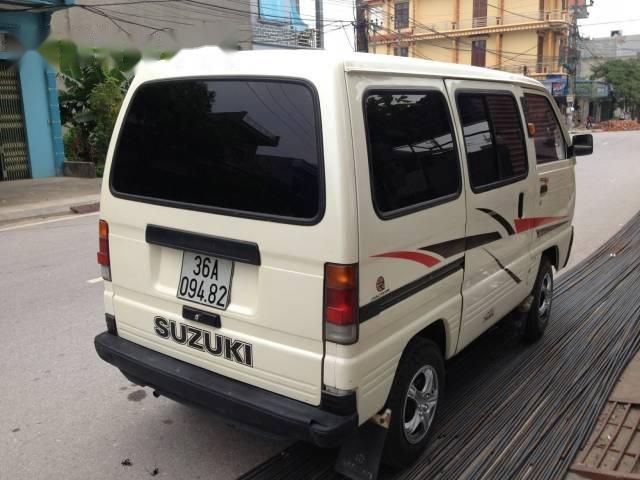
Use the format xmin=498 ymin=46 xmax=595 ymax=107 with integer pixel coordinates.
xmin=79 ymin=0 xmax=352 ymax=26
xmin=78 ymin=4 xmax=171 ymax=34
xmin=75 ymin=0 xmax=350 ymax=46
xmin=579 ymin=18 xmax=640 ymax=27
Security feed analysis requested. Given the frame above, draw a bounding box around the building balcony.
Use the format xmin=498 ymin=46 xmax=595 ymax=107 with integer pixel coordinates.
xmin=490 ymin=58 xmax=567 ymax=78
xmin=369 ymin=9 xmax=571 ymax=43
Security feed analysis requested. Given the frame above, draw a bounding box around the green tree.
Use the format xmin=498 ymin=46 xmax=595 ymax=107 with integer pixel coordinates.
xmin=39 ymin=40 xmax=140 ymax=168
xmin=591 ymin=58 xmax=640 ymax=119
xmin=88 ymin=78 xmax=125 ymax=165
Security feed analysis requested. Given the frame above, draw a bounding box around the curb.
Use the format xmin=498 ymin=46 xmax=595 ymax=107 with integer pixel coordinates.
xmin=0 ymin=198 xmax=100 ymax=226
xmin=70 ymin=202 xmax=100 ymax=214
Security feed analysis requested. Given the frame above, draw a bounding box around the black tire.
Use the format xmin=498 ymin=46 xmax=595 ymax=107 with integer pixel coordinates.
xmin=382 ymin=337 xmax=445 ymax=469
xmin=524 ymin=257 xmax=554 ymax=343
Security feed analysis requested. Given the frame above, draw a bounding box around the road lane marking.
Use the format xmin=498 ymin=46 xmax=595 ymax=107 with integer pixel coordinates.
xmin=87 ymin=277 xmax=103 ymax=284
xmin=0 ymin=212 xmax=99 ymax=233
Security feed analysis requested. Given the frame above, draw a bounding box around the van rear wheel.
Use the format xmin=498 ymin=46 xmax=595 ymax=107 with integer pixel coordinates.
xmin=382 ymin=337 xmax=444 ymax=469
xmin=524 ymin=257 xmax=554 ymax=342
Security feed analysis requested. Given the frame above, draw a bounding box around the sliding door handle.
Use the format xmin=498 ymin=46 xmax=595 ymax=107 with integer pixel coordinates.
xmin=518 ymin=192 xmax=524 ymax=219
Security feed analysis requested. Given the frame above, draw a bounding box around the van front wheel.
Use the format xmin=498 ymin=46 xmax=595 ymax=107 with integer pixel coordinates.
xmin=524 ymin=257 xmax=554 ymax=342
xmin=382 ymin=338 xmax=444 ymax=469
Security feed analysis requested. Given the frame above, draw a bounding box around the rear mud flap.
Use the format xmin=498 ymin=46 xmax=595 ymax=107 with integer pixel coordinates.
xmin=334 ymin=409 xmax=390 ymax=480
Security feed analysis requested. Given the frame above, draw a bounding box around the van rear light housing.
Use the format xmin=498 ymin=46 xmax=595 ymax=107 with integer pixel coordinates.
xmin=97 ymin=219 xmax=111 ymax=281
xmin=324 ymin=263 xmax=358 ymax=344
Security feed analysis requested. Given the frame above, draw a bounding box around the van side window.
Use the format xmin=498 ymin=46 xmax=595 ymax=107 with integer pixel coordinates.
xmin=523 ymin=94 xmax=567 ymax=163
xmin=364 ymin=91 xmax=461 ymax=216
xmin=457 ymin=93 xmax=528 ymax=190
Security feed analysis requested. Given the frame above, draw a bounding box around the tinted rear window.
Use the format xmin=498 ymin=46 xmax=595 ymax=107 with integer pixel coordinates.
xmin=111 ymin=79 xmax=322 ymax=222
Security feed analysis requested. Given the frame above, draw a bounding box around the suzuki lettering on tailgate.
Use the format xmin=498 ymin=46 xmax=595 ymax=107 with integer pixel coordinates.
xmin=154 ymin=316 xmax=253 ymax=367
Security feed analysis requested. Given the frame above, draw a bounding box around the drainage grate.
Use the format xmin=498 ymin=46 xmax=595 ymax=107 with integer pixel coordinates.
xmin=571 ymin=401 xmax=640 ymax=479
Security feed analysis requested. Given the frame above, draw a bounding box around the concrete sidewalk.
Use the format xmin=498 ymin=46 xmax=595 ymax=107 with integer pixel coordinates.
xmin=0 ymin=177 xmax=101 ymax=225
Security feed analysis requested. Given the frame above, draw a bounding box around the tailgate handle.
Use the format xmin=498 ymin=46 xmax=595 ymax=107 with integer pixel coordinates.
xmin=146 ymin=225 xmax=261 ymax=265
xmin=183 ymin=306 xmax=221 ymax=329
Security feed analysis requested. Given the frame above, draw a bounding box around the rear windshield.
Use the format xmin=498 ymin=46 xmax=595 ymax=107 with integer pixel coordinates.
xmin=110 ymin=79 xmax=322 ymax=222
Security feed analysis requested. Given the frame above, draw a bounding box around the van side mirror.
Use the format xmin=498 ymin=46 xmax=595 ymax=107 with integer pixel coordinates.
xmin=570 ymin=134 xmax=593 ymax=157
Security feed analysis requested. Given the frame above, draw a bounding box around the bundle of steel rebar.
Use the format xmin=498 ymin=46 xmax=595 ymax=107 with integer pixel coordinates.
xmin=400 ymin=213 xmax=640 ymax=479
xmin=240 ymin=211 xmax=640 ymax=480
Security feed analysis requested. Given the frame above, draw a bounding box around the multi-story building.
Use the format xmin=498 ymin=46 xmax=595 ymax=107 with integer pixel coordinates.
xmin=366 ymin=0 xmax=591 ymax=99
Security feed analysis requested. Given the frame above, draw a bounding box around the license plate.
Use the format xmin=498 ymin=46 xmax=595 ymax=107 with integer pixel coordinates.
xmin=177 ymin=252 xmax=233 ymax=310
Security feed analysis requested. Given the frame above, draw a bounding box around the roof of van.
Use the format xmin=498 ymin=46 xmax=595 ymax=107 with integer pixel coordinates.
xmin=138 ymin=46 xmax=544 ymax=90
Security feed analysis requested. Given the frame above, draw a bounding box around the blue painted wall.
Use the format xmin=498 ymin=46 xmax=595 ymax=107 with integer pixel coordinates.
xmin=47 ymin=66 xmax=65 ymax=175
xmin=18 ymin=51 xmax=58 ymax=177
xmin=0 ymin=1 xmax=71 ymax=178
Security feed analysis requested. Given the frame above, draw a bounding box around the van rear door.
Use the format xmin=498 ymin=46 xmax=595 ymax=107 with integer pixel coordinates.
xmin=101 ymin=77 xmax=334 ymax=406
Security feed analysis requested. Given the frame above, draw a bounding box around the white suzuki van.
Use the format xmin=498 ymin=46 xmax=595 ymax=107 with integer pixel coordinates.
xmin=94 ymin=48 xmax=592 ymax=469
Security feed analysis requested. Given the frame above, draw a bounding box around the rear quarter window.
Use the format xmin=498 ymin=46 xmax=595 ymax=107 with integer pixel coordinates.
xmin=364 ymin=90 xmax=461 ymax=218
xmin=110 ymin=79 xmax=323 ymax=224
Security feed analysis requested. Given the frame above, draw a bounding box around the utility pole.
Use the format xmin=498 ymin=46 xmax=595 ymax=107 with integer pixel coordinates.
xmin=355 ymin=0 xmax=368 ymax=52
xmin=567 ymin=4 xmax=578 ymax=128
xmin=315 ymin=0 xmax=324 ymax=48
xmin=567 ymin=6 xmax=579 ymax=110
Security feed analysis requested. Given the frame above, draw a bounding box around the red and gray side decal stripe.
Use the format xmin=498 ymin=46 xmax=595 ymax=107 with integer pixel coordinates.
xmin=423 ymin=232 xmax=502 ymax=258
xmin=482 ymin=248 xmax=521 ymax=284
xmin=478 ymin=208 xmax=568 ymax=236
xmin=371 ymin=212 xmax=567 ymax=272
xmin=360 ymin=258 xmax=464 ymax=322
xmin=372 ymin=251 xmax=441 ymax=268
xmin=372 ymin=232 xmax=502 ymax=269
xmin=477 ymin=208 xmax=516 ymax=235
xmin=364 ymin=212 xmax=568 ymax=321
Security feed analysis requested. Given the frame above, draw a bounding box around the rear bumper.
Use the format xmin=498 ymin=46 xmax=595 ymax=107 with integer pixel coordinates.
xmin=94 ymin=332 xmax=358 ymax=447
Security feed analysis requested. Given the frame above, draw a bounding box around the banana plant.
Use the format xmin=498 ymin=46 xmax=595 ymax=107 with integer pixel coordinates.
xmin=38 ymin=40 xmax=140 ymax=164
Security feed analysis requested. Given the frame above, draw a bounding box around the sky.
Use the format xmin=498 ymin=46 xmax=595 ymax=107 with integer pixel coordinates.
xmin=578 ymin=0 xmax=640 ymax=39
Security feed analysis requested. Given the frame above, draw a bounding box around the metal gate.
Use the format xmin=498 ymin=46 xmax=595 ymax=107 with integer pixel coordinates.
xmin=0 ymin=61 xmax=31 ymax=181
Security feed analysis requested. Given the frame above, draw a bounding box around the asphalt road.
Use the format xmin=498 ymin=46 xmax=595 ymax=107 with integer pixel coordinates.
xmin=1 ymin=131 xmax=639 ymax=480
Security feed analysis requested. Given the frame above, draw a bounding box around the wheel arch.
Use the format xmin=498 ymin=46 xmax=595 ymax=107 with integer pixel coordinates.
xmin=415 ymin=319 xmax=448 ymax=358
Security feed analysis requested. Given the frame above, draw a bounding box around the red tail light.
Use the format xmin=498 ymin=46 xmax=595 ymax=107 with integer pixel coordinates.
xmin=324 ymin=263 xmax=358 ymax=344
xmin=97 ymin=220 xmax=111 ymax=281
